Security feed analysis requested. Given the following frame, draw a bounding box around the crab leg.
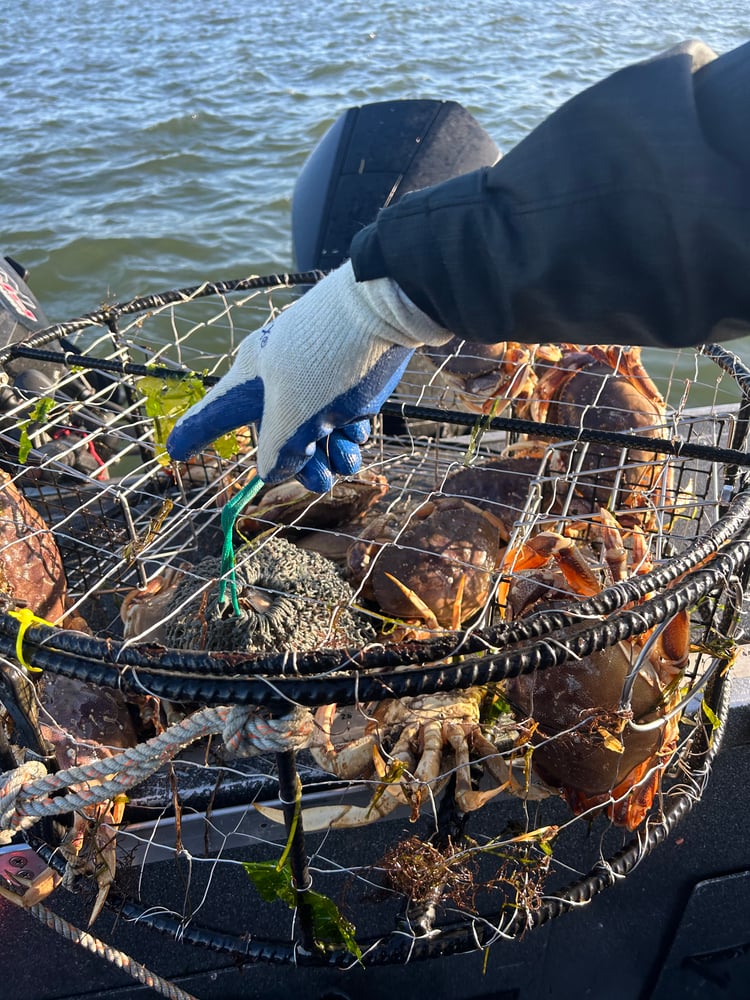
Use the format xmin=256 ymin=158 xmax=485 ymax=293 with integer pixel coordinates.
xmin=446 ymin=723 xmax=510 ymax=812
xmin=309 ymin=704 xmax=380 ymax=781
xmin=383 ymin=572 xmax=441 ymax=630
xmin=589 ymin=345 xmax=666 ymax=412
xmin=260 ymin=709 xmax=419 ymax=830
xmin=255 ymin=768 xmax=412 ymax=831
xmin=59 ymin=793 xmax=125 ymax=927
xmin=506 ymin=531 xmax=603 ymax=597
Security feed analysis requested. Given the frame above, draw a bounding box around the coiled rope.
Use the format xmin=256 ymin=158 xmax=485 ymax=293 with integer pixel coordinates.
xmin=0 ymin=704 xmax=314 ymax=842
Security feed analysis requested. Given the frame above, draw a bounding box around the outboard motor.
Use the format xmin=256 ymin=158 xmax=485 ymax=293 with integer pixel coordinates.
xmin=0 ymin=256 xmax=60 ymax=378
xmin=292 ymin=99 xmax=500 ymax=272
xmin=292 ymin=100 xmax=500 ymax=433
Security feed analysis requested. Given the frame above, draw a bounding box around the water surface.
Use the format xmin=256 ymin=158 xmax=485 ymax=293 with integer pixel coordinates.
xmin=2 ymin=1 xmax=747 ymax=367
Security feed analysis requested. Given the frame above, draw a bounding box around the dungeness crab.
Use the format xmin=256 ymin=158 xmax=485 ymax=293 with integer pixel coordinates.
xmin=502 ymin=510 xmax=689 ymax=830
xmin=347 ymin=496 xmax=504 ymax=636
xmin=257 ymin=686 xmax=519 ymax=830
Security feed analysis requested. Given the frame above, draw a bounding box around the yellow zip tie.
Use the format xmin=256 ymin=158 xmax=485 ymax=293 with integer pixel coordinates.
xmin=7 ymin=608 xmax=55 ymax=673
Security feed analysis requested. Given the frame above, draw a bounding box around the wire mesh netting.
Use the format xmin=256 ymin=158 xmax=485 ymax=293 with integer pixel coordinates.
xmin=0 ymin=273 xmax=749 ymax=986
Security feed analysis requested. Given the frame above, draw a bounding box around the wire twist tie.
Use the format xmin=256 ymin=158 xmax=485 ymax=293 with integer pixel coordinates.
xmin=8 ymin=608 xmax=56 ymax=672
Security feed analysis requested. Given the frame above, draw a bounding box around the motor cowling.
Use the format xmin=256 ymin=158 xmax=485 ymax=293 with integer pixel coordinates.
xmin=292 ymin=99 xmax=500 ymax=272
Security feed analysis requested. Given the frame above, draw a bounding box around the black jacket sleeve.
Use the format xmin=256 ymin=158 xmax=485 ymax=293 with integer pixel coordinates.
xmin=350 ymin=40 xmax=750 ymax=348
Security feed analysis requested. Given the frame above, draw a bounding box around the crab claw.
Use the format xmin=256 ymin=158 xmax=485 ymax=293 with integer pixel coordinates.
xmin=652 ymin=607 xmax=691 ymax=678
xmin=59 ymin=800 xmax=122 ymax=927
xmin=88 ymin=819 xmax=118 ymax=926
xmin=507 ymin=531 xmax=602 ymax=597
xmin=255 ymin=794 xmax=406 ymax=831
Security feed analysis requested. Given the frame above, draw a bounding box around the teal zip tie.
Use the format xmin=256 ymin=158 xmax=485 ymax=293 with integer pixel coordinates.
xmin=219 ymin=474 xmax=265 ymax=616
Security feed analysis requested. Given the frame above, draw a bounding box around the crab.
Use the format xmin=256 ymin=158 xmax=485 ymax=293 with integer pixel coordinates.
xmin=347 ymin=496 xmax=504 ymax=637
xmin=120 ymin=561 xmax=190 ymax=644
xmin=0 ymin=470 xmax=69 ymax=621
xmin=37 ymin=671 xmax=138 ymax=923
xmin=420 ymin=338 xmax=563 ymax=415
xmin=257 ymin=686 xmax=521 ymax=830
xmin=236 ymin=469 xmax=388 ymax=538
xmin=501 ymin=509 xmax=690 ymax=830
xmin=0 ymin=474 xmax=132 ymax=923
xmin=515 ymin=344 xmax=672 ymax=523
xmin=518 ymin=344 xmax=665 ymax=428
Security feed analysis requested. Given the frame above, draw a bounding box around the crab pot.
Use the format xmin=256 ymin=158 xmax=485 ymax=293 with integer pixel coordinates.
xmin=1 ymin=274 xmax=750 ymax=999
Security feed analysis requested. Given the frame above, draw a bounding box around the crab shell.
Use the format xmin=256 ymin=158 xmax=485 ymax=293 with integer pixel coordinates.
xmin=351 ymin=497 xmax=503 ymax=629
xmin=39 ymin=673 xmax=138 ymax=768
xmin=505 ymin=644 xmax=671 ymax=818
xmin=500 ymin=514 xmax=689 ymax=830
xmin=422 ymin=338 xmax=525 ymax=387
xmin=517 ymin=345 xmax=669 ymax=516
xmin=236 ymin=470 xmax=388 ymax=536
xmin=0 ymin=470 xmax=68 ymax=620
xmin=0 ymin=474 xmax=132 ymax=763
xmin=442 ymin=455 xmax=557 ymax=540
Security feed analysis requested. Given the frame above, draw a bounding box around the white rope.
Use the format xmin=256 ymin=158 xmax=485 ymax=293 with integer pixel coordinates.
xmin=0 ymin=703 xmax=315 ymax=838
xmin=0 ymin=760 xmax=48 ymax=845
xmin=221 ymin=703 xmax=315 ymax=756
xmin=28 ymin=900 xmax=199 ymax=1000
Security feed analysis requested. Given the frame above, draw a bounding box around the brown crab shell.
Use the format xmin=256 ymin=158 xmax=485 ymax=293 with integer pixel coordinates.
xmin=442 ymin=456 xmax=554 ymax=540
xmin=422 ymin=338 xmax=519 ymax=383
xmin=39 ymin=673 xmax=138 ymax=767
xmin=505 ymin=643 xmax=667 ymax=801
xmin=0 ymin=470 xmax=67 ymax=620
xmin=367 ymin=498 xmax=502 ymax=628
xmin=237 ymin=470 xmax=388 ymax=536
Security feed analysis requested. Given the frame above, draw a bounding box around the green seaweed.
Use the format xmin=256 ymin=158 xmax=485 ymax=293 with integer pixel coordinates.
xmin=138 ymin=374 xmax=238 ymax=465
xmin=242 ymin=860 xmax=361 ymax=960
xmin=18 ymin=397 xmax=56 ymax=464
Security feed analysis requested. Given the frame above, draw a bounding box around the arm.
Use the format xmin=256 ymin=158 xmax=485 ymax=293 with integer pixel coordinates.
xmin=351 ymin=39 xmax=750 ymax=348
xmin=168 ymin=39 xmax=750 ymax=488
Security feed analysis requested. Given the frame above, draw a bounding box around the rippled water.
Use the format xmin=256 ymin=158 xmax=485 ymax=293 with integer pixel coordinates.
xmin=2 ymin=0 xmax=748 ymax=358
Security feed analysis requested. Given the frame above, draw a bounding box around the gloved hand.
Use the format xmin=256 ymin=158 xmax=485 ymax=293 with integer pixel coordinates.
xmin=166 ymin=261 xmax=452 ymax=491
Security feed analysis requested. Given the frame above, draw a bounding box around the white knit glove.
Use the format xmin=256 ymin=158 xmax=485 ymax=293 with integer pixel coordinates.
xmin=166 ymin=261 xmax=451 ymax=492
